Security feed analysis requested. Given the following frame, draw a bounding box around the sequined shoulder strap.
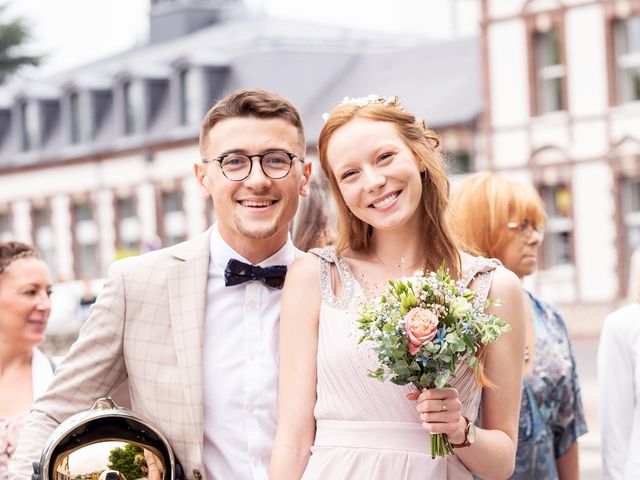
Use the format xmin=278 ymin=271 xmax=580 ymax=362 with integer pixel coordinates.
xmin=309 ymin=246 xmax=355 ymax=309
xmin=461 ymin=256 xmax=502 ymax=309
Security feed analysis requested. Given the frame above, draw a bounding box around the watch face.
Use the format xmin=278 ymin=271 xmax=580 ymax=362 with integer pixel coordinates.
xmin=467 ymin=421 xmax=476 ymax=444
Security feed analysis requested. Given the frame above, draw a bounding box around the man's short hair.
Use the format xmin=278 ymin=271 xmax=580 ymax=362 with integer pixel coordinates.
xmin=199 ymin=89 xmax=305 ymax=151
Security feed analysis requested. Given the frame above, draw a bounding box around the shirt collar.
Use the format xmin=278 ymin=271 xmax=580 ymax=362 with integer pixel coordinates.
xmin=209 ymin=222 xmax=295 ymax=274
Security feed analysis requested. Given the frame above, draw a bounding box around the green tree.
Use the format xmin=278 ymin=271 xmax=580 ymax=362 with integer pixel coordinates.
xmin=0 ymin=3 xmax=40 ymax=84
xmin=107 ymin=443 xmax=144 ymax=480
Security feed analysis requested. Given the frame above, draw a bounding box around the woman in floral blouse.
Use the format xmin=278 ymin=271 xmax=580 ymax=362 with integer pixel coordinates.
xmin=0 ymin=242 xmax=54 ymax=479
xmin=450 ymin=172 xmax=587 ymax=479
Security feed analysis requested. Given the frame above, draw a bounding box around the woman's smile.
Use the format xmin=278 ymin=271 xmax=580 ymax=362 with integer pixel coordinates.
xmin=369 ymin=190 xmax=402 ymax=209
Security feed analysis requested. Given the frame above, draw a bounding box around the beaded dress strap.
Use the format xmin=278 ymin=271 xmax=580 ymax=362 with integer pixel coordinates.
xmin=461 ymin=256 xmax=502 ymax=309
xmin=309 ymin=246 xmax=356 ymax=310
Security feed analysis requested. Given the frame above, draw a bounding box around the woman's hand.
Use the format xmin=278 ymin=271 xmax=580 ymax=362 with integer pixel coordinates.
xmin=407 ymin=387 xmax=467 ymax=444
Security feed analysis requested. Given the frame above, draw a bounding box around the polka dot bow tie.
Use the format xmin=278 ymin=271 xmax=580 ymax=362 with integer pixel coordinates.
xmin=224 ymin=258 xmax=288 ymax=289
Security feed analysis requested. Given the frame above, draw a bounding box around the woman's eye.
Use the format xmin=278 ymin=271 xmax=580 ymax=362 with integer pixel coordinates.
xmin=340 ymin=170 xmax=357 ymax=180
xmin=377 ymin=152 xmax=394 ymax=163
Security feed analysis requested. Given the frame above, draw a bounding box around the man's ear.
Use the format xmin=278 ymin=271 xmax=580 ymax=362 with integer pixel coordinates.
xmin=194 ymin=163 xmax=211 ymax=199
xmin=299 ymin=161 xmax=313 ymax=197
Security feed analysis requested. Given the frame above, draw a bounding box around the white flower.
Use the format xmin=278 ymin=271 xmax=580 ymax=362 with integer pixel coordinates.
xmin=451 ymin=297 xmax=471 ymax=319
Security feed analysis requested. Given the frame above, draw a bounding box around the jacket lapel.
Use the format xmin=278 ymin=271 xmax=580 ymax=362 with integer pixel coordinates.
xmin=168 ymin=229 xmax=211 ymax=444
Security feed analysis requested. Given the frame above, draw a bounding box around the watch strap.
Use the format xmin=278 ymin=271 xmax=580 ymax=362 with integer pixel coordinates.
xmin=450 ymin=416 xmax=472 ymax=448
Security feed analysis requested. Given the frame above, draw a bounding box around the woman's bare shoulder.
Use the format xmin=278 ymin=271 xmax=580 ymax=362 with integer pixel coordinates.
xmin=287 ymin=252 xmax=322 ymax=279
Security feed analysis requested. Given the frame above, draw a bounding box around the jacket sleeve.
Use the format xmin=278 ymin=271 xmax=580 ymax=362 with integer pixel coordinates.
xmin=9 ymin=259 xmax=130 ymax=479
xmin=597 ymin=311 xmax=633 ymax=480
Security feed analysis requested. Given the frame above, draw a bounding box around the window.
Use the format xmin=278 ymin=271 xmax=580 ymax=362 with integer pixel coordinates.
xmin=115 ymin=196 xmax=140 ymax=252
xmin=534 ymin=28 xmax=566 ymax=114
xmin=0 ymin=109 xmax=10 ymax=147
xmin=621 ymin=177 xmax=640 ymax=289
xmin=161 ymin=190 xmax=186 ymax=246
xmin=614 ymin=14 xmax=640 ymax=104
xmin=21 ymin=100 xmax=39 ymax=151
xmin=123 ymin=80 xmax=144 ymax=135
xmin=69 ymin=91 xmax=82 ymax=144
xmin=72 ymin=201 xmax=99 ymax=278
xmin=446 ymin=150 xmax=472 ymax=175
xmin=179 ymin=68 xmax=201 ymax=126
xmin=32 ymin=205 xmax=56 ymax=279
xmin=0 ymin=209 xmax=12 ymax=242
xmin=540 ymin=184 xmax=573 ymax=267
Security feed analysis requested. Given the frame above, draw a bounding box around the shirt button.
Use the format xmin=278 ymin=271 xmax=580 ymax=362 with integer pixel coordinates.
xmin=247 ymin=299 xmax=257 ymax=310
xmin=246 ymin=403 xmax=255 ymax=414
xmin=251 ymin=457 xmax=260 ymax=466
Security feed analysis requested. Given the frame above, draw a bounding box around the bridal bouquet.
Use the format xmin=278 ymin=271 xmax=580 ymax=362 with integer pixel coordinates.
xmin=356 ymin=265 xmax=510 ymax=458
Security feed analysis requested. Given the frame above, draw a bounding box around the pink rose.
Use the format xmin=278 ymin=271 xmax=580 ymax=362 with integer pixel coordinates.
xmin=405 ymin=307 xmax=439 ymax=355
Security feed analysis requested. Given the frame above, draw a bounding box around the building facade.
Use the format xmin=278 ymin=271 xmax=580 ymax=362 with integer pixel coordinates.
xmin=481 ymin=0 xmax=640 ymax=316
xmin=0 ymin=0 xmax=480 ymax=284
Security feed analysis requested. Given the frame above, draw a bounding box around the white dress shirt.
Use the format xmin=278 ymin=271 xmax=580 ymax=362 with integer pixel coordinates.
xmin=31 ymin=348 xmax=55 ymax=399
xmin=203 ymin=224 xmax=295 ymax=480
xmin=598 ymin=303 xmax=640 ymax=480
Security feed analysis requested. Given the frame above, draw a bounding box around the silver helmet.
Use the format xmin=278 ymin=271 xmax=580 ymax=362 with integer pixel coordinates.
xmin=33 ymin=397 xmax=184 ymax=480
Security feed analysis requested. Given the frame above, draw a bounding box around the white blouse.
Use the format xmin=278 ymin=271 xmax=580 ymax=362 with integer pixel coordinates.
xmin=598 ymin=303 xmax=640 ymax=480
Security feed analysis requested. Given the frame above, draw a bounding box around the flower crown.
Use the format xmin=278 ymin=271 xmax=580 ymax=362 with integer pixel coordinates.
xmin=322 ymin=94 xmax=406 ymax=122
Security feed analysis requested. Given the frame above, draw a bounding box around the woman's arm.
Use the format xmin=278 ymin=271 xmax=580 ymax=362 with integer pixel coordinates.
xmin=269 ymin=254 xmax=322 ymax=479
xmin=556 ymin=442 xmax=579 ymax=480
xmin=425 ymin=266 xmax=526 ymax=480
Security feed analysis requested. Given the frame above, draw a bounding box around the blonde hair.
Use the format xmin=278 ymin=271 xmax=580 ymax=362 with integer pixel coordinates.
xmin=318 ymin=100 xmax=461 ymax=278
xmin=449 ymin=172 xmax=546 ymax=258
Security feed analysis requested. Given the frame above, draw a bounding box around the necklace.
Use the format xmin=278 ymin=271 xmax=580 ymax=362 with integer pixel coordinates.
xmin=372 ymin=250 xmax=421 ymax=272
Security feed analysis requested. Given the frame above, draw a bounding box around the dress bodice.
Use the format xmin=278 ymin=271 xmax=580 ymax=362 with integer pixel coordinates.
xmin=309 ymin=247 xmax=499 ymax=424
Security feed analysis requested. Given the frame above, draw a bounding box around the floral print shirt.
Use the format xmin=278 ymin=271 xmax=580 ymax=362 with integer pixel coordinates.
xmin=510 ymin=292 xmax=588 ymax=479
xmin=0 ymin=412 xmax=28 ymax=480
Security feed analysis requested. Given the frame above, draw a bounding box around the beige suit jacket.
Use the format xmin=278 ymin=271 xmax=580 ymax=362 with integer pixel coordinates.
xmin=11 ymin=229 xmax=212 ymax=480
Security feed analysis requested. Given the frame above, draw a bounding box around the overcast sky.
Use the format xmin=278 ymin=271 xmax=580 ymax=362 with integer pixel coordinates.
xmin=5 ymin=0 xmax=479 ymax=77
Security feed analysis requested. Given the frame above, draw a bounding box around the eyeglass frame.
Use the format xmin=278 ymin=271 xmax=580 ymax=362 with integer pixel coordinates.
xmin=201 ymin=150 xmax=305 ymax=181
xmin=507 ymin=219 xmax=545 ymax=240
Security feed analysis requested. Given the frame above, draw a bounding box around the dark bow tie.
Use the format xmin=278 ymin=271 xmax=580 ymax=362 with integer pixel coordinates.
xmin=224 ymin=258 xmax=288 ymax=289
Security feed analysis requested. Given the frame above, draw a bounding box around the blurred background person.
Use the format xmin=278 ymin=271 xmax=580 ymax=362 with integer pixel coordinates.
xmin=597 ymin=253 xmax=640 ymax=480
xmin=0 ymin=242 xmax=53 ymax=479
xmin=450 ymin=172 xmax=587 ymax=480
xmin=292 ymin=174 xmax=336 ymax=252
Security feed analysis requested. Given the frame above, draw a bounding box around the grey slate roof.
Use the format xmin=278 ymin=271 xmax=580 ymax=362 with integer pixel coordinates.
xmin=0 ymin=15 xmax=480 ymax=168
xmin=303 ymin=37 xmax=481 ymax=139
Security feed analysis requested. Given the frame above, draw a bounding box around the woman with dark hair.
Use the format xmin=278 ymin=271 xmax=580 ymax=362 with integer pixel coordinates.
xmin=0 ymin=242 xmax=53 ymax=478
xmin=450 ymin=172 xmax=587 ymax=480
xmin=292 ymin=174 xmax=336 ymax=252
xmin=270 ymin=97 xmax=526 ymax=479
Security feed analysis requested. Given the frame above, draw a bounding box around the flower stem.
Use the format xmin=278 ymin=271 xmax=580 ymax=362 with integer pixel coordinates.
xmin=430 ymin=433 xmax=455 ymax=458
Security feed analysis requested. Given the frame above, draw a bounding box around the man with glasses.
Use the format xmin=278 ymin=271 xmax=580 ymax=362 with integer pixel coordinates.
xmin=11 ymin=89 xmax=312 ymax=480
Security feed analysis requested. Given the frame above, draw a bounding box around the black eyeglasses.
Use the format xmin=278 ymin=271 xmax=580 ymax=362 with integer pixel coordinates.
xmin=201 ymin=150 xmax=304 ymax=181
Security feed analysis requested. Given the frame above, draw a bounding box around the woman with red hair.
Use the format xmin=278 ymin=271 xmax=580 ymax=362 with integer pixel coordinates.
xmin=270 ymin=97 xmax=526 ymax=479
xmin=450 ymin=172 xmax=587 ymax=480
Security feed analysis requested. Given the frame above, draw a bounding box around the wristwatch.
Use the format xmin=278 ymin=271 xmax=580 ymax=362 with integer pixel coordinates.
xmin=450 ymin=416 xmax=476 ymax=448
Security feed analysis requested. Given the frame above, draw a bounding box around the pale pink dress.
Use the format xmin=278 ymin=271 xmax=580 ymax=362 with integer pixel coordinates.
xmin=302 ymin=248 xmax=499 ymax=480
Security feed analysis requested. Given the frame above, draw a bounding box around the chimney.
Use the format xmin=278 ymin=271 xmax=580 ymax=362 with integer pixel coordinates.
xmin=149 ymin=0 xmax=241 ymax=44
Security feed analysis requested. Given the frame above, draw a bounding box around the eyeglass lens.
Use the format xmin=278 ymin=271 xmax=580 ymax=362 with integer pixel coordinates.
xmin=221 ymin=152 xmax=293 ymax=180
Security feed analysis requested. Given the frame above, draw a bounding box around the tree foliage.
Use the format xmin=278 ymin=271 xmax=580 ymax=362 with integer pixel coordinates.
xmin=107 ymin=443 xmax=145 ymax=480
xmin=0 ymin=3 xmax=40 ymax=84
